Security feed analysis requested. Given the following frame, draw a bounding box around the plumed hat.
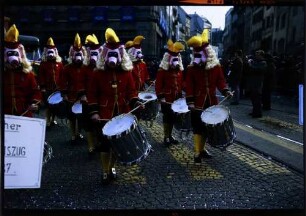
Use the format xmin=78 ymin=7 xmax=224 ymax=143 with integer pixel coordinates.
xmin=167 ymin=39 xmax=185 ymax=53
xmin=46 ymin=37 xmax=56 ymax=49
xmin=187 ymin=29 xmax=209 ymax=51
xmin=132 ymin=35 xmax=145 ymax=48
xmin=4 ymin=24 xmax=20 ymax=49
xmin=73 ymin=33 xmax=82 ymax=51
xmin=85 ymin=34 xmax=101 ymax=50
xmin=125 ymin=40 xmax=134 ymax=49
xmin=105 ymin=28 xmax=120 ymax=49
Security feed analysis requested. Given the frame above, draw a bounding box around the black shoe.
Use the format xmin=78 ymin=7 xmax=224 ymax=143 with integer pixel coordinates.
xmin=252 ymin=114 xmax=262 ymax=118
xmin=200 ymin=149 xmax=213 ymax=159
xmin=194 ymin=154 xmax=202 ymax=164
xmin=109 ymin=168 xmax=117 ymax=180
xmin=164 ymin=137 xmax=171 ymax=147
xmin=101 ymin=173 xmax=111 ymax=185
xmin=170 ymin=136 xmax=179 ymax=144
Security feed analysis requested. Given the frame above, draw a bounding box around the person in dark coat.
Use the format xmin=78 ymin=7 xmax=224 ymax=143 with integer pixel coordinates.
xmin=262 ymin=53 xmax=276 ymax=110
xmin=228 ymin=49 xmax=243 ymax=105
xmin=246 ymin=50 xmax=267 ymax=118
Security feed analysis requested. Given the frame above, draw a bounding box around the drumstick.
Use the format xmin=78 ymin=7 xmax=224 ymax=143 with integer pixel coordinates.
xmin=144 ymin=80 xmax=156 ymax=92
xmin=128 ymin=99 xmax=152 ymax=114
xmin=20 ymin=101 xmax=41 ymax=116
xmin=218 ymin=91 xmax=235 ymax=105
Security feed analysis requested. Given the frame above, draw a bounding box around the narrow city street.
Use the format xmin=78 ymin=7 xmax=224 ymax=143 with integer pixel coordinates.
xmin=3 ymin=93 xmax=304 ymax=215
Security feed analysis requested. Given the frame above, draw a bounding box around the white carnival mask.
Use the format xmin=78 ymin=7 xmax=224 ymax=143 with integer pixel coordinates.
xmin=169 ymin=54 xmax=180 ymax=69
xmin=105 ymin=48 xmax=122 ymax=67
xmin=193 ymin=50 xmax=207 ymax=65
xmin=133 ymin=48 xmax=143 ymax=60
xmin=5 ymin=48 xmax=21 ymax=65
xmin=73 ymin=51 xmax=84 ymax=63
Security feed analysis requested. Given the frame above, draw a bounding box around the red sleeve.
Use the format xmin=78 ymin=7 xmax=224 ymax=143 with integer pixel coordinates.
xmin=154 ymin=69 xmax=164 ymax=99
xmin=29 ymin=72 xmax=42 ymax=103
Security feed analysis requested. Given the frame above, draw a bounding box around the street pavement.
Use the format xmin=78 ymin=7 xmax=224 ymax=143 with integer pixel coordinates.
xmin=3 ymin=92 xmax=305 ymax=215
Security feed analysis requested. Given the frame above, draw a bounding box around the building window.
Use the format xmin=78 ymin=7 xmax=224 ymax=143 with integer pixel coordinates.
xmin=92 ymin=6 xmax=107 ymax=22
xmin=19 ymin=8 xmax=29 ymax=23
xmin=276 ymin=15 xmax=280 ymax=31
xmin=121 ymin=6 xmax=134 ymax=22
xmin=43 ymin=8 xmax=55 ymax=23
xmin=281 ymin=14 xmax=286 ymax=29
xmin=68 ymin=8 xmax=79 ymax=22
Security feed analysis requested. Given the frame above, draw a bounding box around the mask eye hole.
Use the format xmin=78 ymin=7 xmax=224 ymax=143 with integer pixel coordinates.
xmin=172 ymin=57 xmax=178 ymax=62
xmin=194 ymin=53 xmax=202 ymax=58
xmin=108 ymin=52 xmax=118 ymax=58
xmin=7 ymin=51 xmax=19 ymax=57
xmin=75 ymin=53 xmax=82 ymax=57
xmin=91 ymin=51 xmax=98 ymax=56
xmin=47 ymin=51 xmax=54 ymax=55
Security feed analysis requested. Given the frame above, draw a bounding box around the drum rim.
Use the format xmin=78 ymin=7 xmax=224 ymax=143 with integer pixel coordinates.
xmin=201 ymin=105 xmax=230 ymax=125
xmin=171 ymin=98 xmax=189 ymax=114
xmin=71 ymin=101 xmax=82 ymax=114
xmin=102 ymin=114 xmax=137 ymax=138
xmin=47 ymin=91 xmax=63 ymax=104
xmin=138 ymin=92 xmax=157 ymax=101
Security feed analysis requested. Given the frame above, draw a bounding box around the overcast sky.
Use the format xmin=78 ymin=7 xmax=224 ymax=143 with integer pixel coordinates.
xmin=181 ymin=6 xmax=233 ymax=30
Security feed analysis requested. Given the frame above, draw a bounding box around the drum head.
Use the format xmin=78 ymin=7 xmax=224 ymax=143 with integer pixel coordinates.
xmin=201 ymin=105 xmax=229 ymax=125
xmin=171 ymin=98 xmax=189 ymax=113
xmin=72 ymin=101 xmax=82 ymax=114
xmin=47 ymin=91 xmax=63 ymax=105
xmin=103 ymin=114 xmax=135 ymax=136
xmin=138 ymin=92 xmax=157 ymax=101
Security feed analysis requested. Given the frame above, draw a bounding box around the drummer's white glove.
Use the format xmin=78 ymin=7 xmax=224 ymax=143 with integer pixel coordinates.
xmin=135 ymin=101 xmax=145 ymax=109
xmin=28 ymin=103 xmax=39 ymax=111
xmin=159 ymin=98 xmax=166 ymax=103
xmin=80 ymin=95 xmax=87 ymax=102
xmin=225 ymin=91 xmax=234 ymax=99
xmin=41 ymin=88 xmax=46 ymax=93
xmin=188 ymin=103 xmax=195 ymax=110
xmin=91 ymin=114 xmax=100 ymax=122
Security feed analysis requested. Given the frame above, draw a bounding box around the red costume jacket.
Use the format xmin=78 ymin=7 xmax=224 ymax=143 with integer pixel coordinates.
xmin=185 ymin=65 xmax=228 ymax=109
xmin=38 ymin=61 xmax=64 ymax=92
xmin=131 ymin=61 xmax=150 ymax=91
xmin=3 ymin=69 xmax=42 ymax=117
xmin=155 ymin=68 xmax=184 ymax=103
xmin=59 ymin=63 xmax=86 ymax=102
xmin=87 ymin=68 xmax=138 ymax=120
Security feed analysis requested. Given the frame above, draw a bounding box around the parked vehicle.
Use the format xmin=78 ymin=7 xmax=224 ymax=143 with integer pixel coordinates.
xmin=18 ymin=35 xmax=41 ymax=76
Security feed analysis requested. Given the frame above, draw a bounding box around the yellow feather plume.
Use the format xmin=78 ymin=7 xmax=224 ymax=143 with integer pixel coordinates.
xmin=105 ymin=28 xmax=120 ymax=43
xmin=201 ymin=29 xmax=209 ymax=43
xmin=74 ymin=33 xmax=82 ymax=49
xmin=133 ymin=35 xmax=145 ymax=45
xmin=85 ymin=34 xmax=99 ymax=45
xmin=187 ymin=36 xmax=202 ymax=48
xmin=47 ymin=37 xmax=55 ymax=46
xmin=5 ymin=24 xmax=19 ymax=43
xmin=125 ymin=40 xmax=134 ymax=49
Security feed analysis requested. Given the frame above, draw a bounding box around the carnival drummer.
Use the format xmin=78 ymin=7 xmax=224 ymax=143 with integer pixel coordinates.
xmin=155 ymin=39 xmax=185 ymax=147
xmin=38 ymin=37 xmax=64 ymax=127
xmin=126 ymin=35 xmax=152 ymax=92
xmin=59 ymin=33 xmax=87 ymax=144
xmin=87 ymin=28 xmax=143 ymax=185
xmin=185 ymin=29 xmax=233 ymax=164
xmin=3 ymin=24 xmax=42 ymax=117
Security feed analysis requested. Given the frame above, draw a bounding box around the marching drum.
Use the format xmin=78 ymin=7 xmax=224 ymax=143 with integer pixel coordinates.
xmin=47 ymin=91 xmax=67 ymax=119
xmin=201 ymin=105 xmax=236 ymax=150
xmin=138 ymin=92 xmax=159 ymax=121
xmin=171 ymin=98 xmax=192 ymax=132
xmin=71 ymin=100 xmax=83 ymax=117
xmin=102 ymin=113 xmax=151 ymax=165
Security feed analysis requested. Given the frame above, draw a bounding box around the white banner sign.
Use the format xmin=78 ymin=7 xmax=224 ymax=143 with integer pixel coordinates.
xmin=4 ymin=115 xmax=46 ymax=189
xmin=299 ymin=85 xmax=303 ymax=125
